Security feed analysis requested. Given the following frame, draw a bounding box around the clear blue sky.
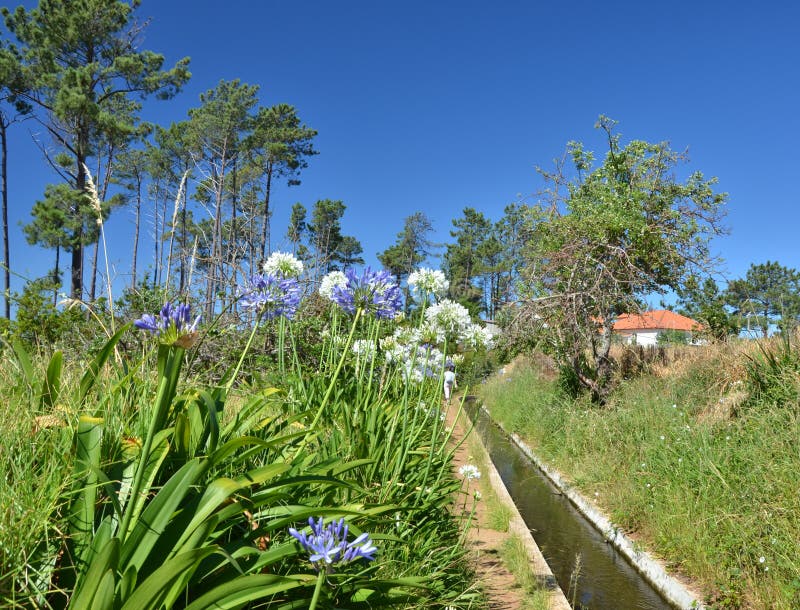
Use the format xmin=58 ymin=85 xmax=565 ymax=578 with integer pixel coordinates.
xmin=4 ymin=0 xmax=800 ymax=303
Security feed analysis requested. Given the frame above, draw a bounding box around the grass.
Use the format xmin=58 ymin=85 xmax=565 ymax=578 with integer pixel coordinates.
xmin=498 ymin=536 xmax=552 ymax=610
xmin=480 ymin=339 xmax=800 ymax=609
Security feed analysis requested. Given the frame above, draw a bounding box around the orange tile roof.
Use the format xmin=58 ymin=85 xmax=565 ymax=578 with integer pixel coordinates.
xmin=613 ymin=310 xmax=703 ymax=332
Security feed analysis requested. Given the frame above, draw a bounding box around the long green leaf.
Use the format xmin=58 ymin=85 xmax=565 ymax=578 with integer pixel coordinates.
xmin=120 ymin=458 xmax=207 ymax=571
xmin=40 ymin=350 xmax=63 ymax=410
xmin=69 ymin=537 xmax=119 ymax=610
xmin=68 ymin=415 xmax=104 ymax=569
xmin=119 ymin=547 xmax=217 ymax=610
xmin=10 ymin=338 xmax=35 ymax=389
xmin=77 ymin=323 xmax=130 ymax=406
xmin=182 ymin=574 xmax=311 ymax=610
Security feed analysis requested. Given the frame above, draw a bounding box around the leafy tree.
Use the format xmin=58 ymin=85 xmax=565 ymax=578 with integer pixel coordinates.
xmin=186 ymin=79 xmax=258 ymax=315
xmin=3 ymin=0 xmax=190 ymax=299
xmin=378 ymin=212 xmax=436 ymax=310
xmin=515 ymin=117 xmax=726 ymax=403
xmin=287 ymin=202 xmax=307 ymax=256
xmin=246 ymin=103 xmax=317 ymax=259
xmin=0 ymin=41 xmax=31 ymax=318
xmin=676 ymin=276 xmax=738 ymax=340
xmin=443 ymin=207 xmax=491 ymax=316
xmin=725 ymin=261 xmax=800 ymax=336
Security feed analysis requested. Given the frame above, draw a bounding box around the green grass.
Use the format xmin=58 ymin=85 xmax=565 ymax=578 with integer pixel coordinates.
xmin=498 ymin=535 xmax=551 ymax=610
xmin=480 ymin=344 xmax=800 ymax=609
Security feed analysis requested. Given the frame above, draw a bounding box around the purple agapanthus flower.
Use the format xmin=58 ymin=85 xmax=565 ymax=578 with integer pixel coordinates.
xmin=330 ymin=267 xmax=402 ymax=319
xmin=134 ymin=302 xmax=200 ymax=335
xmin=289 ymin=517 xmax=377 ymax=573
xmin=239 ymin=273 xmax=301 ymax=320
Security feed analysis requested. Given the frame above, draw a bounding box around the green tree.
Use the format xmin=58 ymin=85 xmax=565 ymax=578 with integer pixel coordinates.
xmin=443 ymin=207 xmax=491 ymax=316
xmin=725 ymin=261 xmax=800 ymax=336
xmin=676 ymin=276 xmax=738 ymax=340
xmin=186 ymin=79 xmax=258 ymax=315
xmin=246 ymin=103 xmax=317 ymax=259
xmin=378 ymin=212 xmax=436 ymax=310
xmin=287 ymin=202 xmax=307 ymax=256
xmin=3 ymin=0 xmax=190 ymax=299
xmin=517 ymin=117 xmax=726 ymax=403
xmin=0 ymin=42 xmax=31 ymax=318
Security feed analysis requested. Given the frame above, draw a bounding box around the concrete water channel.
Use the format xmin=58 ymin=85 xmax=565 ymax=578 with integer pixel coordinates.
xmin=466 ymin=401 xmax=679 ymax=610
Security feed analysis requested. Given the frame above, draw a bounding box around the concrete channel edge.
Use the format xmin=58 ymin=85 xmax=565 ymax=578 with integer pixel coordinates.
xmin=477 ymin=404 xmax=707 ymax=610
xmin=461 ymin=408 xmax=572 ymax=610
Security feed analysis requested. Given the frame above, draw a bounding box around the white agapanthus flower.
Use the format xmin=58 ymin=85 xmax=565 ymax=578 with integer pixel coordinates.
xmin=319 ymin=270 xmax=348 ymax=300
xmin=351 ymin=339 xmax=376 ymax=361
xmin=408 ymin=267 xmax=449 ymax=299
xmin=462 ymin=323 xmax=494 ymax=350
xmin=458 ymin=464 xmax=481 ymax=480
xmin=425 ymin=299 xmax=472 ymax=339
xmin=262 ymin=251 xmax=304 ymax=278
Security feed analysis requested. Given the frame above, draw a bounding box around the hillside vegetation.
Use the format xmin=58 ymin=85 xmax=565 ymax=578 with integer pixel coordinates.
xmin=479 ymin=336 xmax=800 ymax=609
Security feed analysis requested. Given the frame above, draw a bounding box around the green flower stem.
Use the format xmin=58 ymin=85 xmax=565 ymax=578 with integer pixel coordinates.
xmin=300 ymin=308 xmax=363 ymax=450
xmin=225 ymin=311 xmax=264 ymax=393
xmin=278 ymin=316 xmax=286 ymax=375
xmin=308 ymin=569 xmax=326 ymax=610
xmin=119 ymin=344 xmax=184 ymax=540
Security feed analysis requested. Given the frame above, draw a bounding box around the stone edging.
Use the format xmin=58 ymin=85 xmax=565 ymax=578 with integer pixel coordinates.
xmin=479 ymin=404 xmax=707 ymax=610
xmin=461 ymin=408 xmax=572 ymax=610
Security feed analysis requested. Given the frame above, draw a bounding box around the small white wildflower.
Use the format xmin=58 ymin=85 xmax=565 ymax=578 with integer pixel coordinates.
xmin=660 ymin=435 xmax=665 ymax=441
xmin=678 ymin=458 xmax=683 ymax=463
xmin=672 ymin=404 xmax=677 ymax=408
xmin=458 ymin=464 xmax=481 ymax=480
xmin=473 ymin=490 xmax=482 ymax=501
xmin=759 ymin=556 xmax=765 ymax=563
xmin=641 ymin=463 xmax=646 ymax=468
xmin=262 ymin=251 xmax=303 ymax=278
xmin=646 ymin=483 xmax=651 ymax=488
xmin=725 ymin=436 xmax=731 ymax=441
xmin=319 ymin=270 xmax=348 ymax=300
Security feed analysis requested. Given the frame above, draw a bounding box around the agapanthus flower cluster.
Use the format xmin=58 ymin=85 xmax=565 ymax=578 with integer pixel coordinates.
xmin=319 ymin=270 xmax=348 ymax=300
xmin=462 ymin=323 xmax=494 ymax=350
xmin=351 ymin=338 xmax=376 ymax=361
xmin=289 ymin=517 xmax=377 ymax=573
xmin=458 ymin=464 xmax=481 ymax=480
xmin=134 ymin=302 xmax=200 ymax=337
xmin=381 ymin=328 xmax=446 ymax=383
xmin=408 ymin=267 xmax=449 ymax=299
xmin=261 ymin=251 xmax=304 ymax=278
xmin=425 ymin=299 xmax=473 ymax=340
xmin=239 ymin=273 xmax=301 ymax=319
xmin=327 ymin=267 xmax=402 ymax=320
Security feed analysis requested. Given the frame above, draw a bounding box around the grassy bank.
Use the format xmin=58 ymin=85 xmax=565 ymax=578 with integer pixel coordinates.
xmin=479 ymin=339 xmax=800 ymax=609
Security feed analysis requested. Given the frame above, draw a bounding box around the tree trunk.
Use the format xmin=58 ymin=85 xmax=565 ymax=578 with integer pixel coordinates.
xmin=260 ymin=164 xmax=273 ymax=260
xmin=1 ymin=119 xmax=9 ymax=318
xmin=131 ymin=173 xmax=141 ymax=289
xmin=71 ymin=160 xmax=86 ymax=300
xmin=53 ymin=244 xmax=60 ymax=307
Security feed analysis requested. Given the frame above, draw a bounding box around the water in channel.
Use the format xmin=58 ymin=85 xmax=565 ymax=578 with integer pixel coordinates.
xmin=466 ymin=401 xmax=675 ymax=610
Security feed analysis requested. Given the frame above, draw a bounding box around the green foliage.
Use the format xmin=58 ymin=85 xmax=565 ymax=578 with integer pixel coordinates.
xmin=656 ymin=329 xmax=689 ymax=346
xmin=514 ymin=116 xmax=726 ymax=403
xmin=725 ymin=261 xmax=800 ymax=337
xmin=480 ymin=350 xmax=800 ymax=609
xmin=1 ymin=296 xmax=481 ymax=608
xmin=677 ymin=276 xmax=739 ymax=340
xmin=3 ymin=0 xmax=191 ymax=298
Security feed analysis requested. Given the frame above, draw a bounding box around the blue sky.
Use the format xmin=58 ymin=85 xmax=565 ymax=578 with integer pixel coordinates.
xmin=4 ymin=0 xmax=800 ymax=304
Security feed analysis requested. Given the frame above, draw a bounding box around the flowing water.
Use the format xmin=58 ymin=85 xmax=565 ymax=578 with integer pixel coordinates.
xmin=467 ymin=401 xmax=676 ymax=609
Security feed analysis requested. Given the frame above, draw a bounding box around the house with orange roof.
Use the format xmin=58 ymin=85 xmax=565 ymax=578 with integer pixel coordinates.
xmin=613 ymin=310 xmax=705 ymax=346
